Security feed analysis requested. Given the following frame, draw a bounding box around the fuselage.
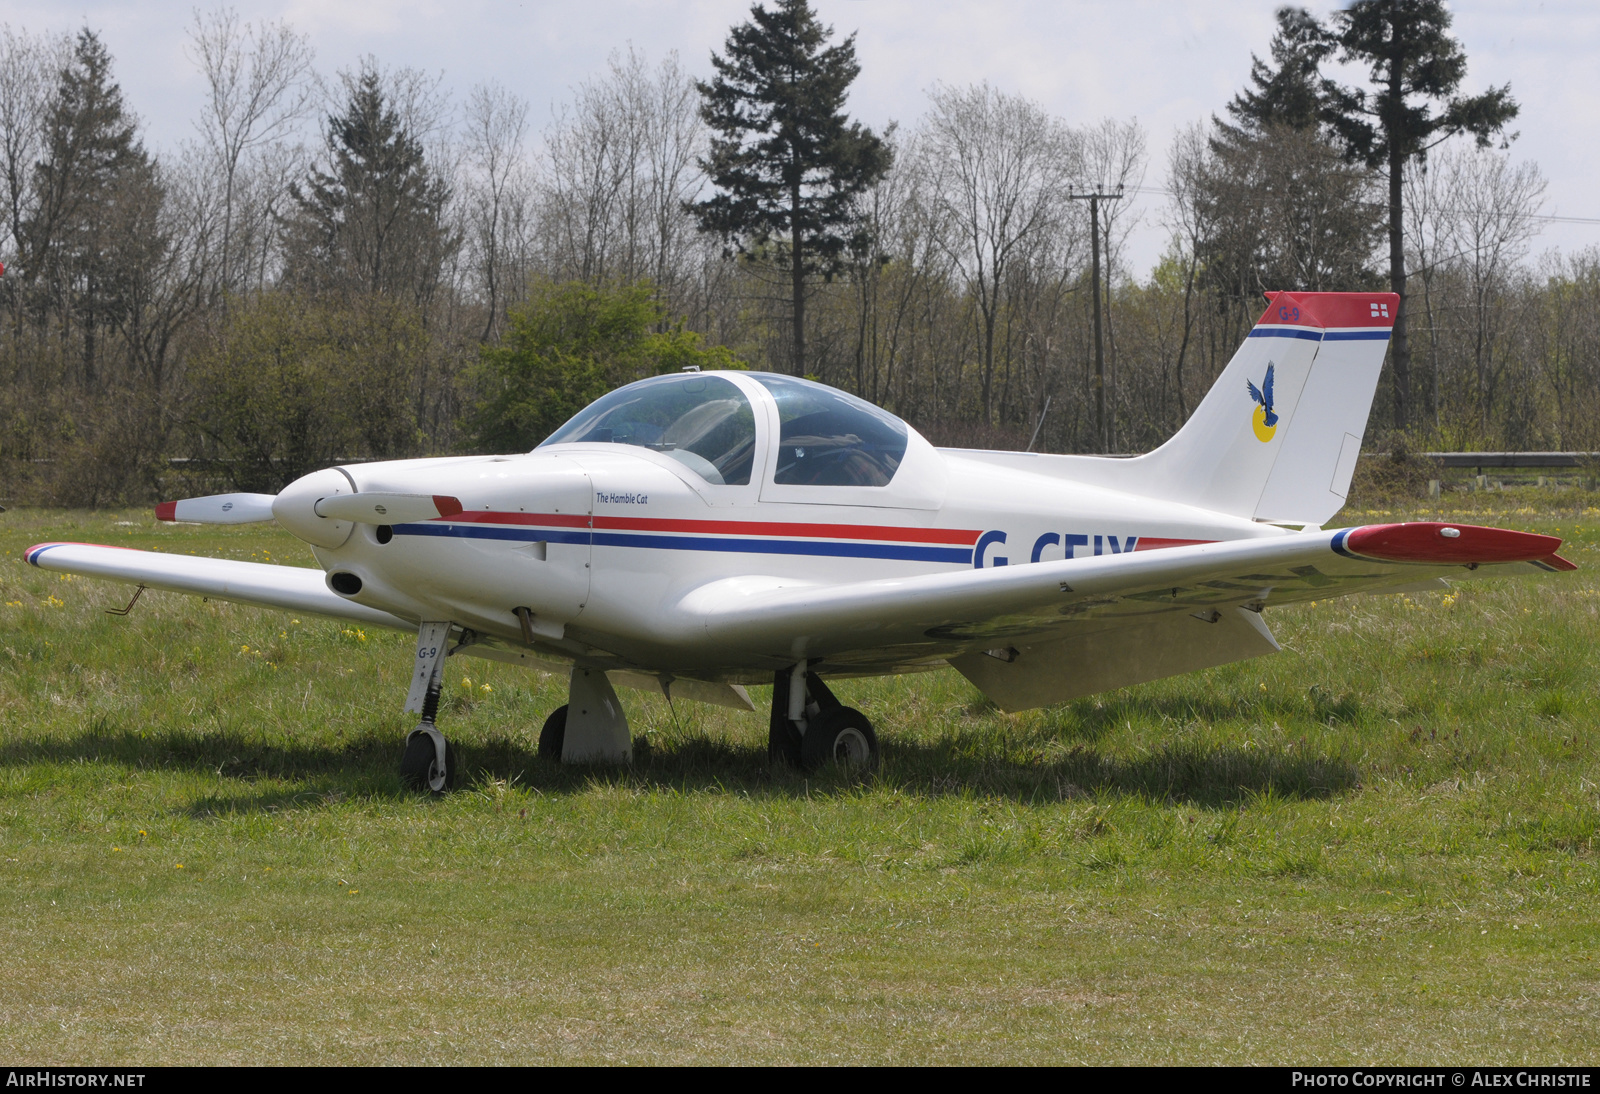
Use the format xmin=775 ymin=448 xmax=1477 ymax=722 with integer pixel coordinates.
xmin=295 ymin=371 xmax=1285 ymax=682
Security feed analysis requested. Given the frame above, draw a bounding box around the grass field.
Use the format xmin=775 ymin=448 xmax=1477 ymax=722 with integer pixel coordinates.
xmin=0 ymin=495 xmax=1596 ymax=1064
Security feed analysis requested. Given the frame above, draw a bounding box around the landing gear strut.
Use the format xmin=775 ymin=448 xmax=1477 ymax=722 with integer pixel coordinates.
xmin=400 ymin=621 xmax=456 ymax=793
xmin=769 ymin=661 xmax=879 ymax=772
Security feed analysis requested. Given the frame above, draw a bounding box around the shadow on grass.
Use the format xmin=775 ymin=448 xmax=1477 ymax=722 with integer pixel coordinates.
xmin=2 ymin=717 xmax=1362 ymax=814
xmin=1050 ymin=688 xmax=1367 ymax=740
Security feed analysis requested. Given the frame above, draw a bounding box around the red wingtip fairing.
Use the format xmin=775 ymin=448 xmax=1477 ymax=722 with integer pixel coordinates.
xmin=154 ymin=501 xmax=177 ymax=522
xmin=1344 ymin=522 xmax=1563 ymax=566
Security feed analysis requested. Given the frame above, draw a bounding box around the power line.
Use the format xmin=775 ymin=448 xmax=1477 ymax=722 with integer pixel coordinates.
xmin=1122 ymin=184 xmax=1600 ymax=226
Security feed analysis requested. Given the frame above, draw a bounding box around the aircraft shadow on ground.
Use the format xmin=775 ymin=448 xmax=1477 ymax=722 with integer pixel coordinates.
xmin=5 ymin=720 xmax=1362 ymax=815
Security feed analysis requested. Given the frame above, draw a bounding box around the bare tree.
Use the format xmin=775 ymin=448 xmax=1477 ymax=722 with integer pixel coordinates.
xmin=542 ymin=47 xmax=706 ymax=312
xmin=462 ymin=81 xmax=533 ymax=340
xmin=1422 ymin=145 xmax=1545 ymax=433
xmin=921 ymin=83 xmax=1080 ymax=424
xmin=186 ymin=9 xmax=313 ymax=298
xmin=1161 ymin=122 xmax=1215 ymax=422
xmin=1080 ymin=116 xmax=1145 ymax=448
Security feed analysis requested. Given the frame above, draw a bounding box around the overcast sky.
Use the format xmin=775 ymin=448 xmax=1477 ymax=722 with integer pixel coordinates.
xmin=11 ymin=0 xmax=1598 ymax=275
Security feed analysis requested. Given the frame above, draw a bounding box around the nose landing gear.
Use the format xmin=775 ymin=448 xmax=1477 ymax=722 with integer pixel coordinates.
xmin=769 ymin=661 xmax=879 ymax=772
xmin=399 ymin=621 xmax=457 ymax=793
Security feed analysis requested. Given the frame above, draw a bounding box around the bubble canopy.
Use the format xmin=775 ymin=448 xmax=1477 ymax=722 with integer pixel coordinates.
xmin=539 ymin=371 xmax=910 ymax=488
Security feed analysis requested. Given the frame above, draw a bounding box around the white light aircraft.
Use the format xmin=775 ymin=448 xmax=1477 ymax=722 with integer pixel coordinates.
xmin=27 ymin=292 xmax=1574 ymax=790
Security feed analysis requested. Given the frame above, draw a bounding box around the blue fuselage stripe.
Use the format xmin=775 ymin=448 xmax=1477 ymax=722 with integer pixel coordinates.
xmin=1322 ymin=330 xmax=1391 ymax=341
xmin=393 ymin=522 xmax=974 ymax=564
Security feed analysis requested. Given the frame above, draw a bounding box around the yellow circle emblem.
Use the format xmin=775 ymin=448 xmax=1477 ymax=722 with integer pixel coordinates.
xmin=1252 ymin=404 xmax=1276 ymax=443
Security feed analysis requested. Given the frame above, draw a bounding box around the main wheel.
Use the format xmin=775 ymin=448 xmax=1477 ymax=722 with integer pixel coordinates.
xmin=800 ymin=706 xmax=879 ymax=772
xmin=538 ymin=705 xmax=569 ymax=762
xmin=400 ymin=729 xmax=455 ymax=793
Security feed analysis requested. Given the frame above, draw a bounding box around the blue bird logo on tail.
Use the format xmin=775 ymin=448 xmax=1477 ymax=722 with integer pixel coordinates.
xmin=1247 ymin=363 xmax=1278 ymax=442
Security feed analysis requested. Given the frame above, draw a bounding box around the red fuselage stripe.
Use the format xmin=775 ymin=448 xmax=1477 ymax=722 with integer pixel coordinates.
xmin=1133 ymin=537 xmax=1214 ymax=551
xmin=439 ymin=510 xmax=983 ymax=545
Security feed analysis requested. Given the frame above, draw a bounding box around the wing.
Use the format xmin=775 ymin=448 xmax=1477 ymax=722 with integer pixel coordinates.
xmin=1262 ymin=362 xmax=1275 ymax=406
xmin=25 ymin=542 xmax=410 ymax=629
xmin=669 ymin=523 xmax=1573 ymax=707
xmin=1246 ymin=378 xmax=1264 ymax=405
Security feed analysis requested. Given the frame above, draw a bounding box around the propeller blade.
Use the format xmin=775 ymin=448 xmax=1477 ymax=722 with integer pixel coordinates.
xmin=312 ymin=493 xmax=463 ymax=525
xmin=155 ymin=493 xmax=278 ymax=524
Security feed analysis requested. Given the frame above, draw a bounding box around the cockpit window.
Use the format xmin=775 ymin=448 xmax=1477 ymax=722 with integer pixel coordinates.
xmin=754 ymin=374 xmax=908 ymax=487
xmin=540 ymin=373 xmax=756 ymax=485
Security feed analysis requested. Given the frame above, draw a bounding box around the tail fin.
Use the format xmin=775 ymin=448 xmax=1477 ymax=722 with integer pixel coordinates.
xmin=1131 ymin=291 xmax=1396 ymax=525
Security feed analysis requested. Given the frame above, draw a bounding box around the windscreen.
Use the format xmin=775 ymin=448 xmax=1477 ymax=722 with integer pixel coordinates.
xmin=754 ymin=374 xmax=908 ymax=487
xmin=540 ymin=373 xmax=756 ymax=485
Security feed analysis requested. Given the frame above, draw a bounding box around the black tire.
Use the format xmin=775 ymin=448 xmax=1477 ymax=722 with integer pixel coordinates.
xmin=800 ymin=706 xmax=879 ymax=772
xmin=538 ymin=705 xmax=568 ymax=762
xmin=400 ymin=729 xmax=455 ymax=793
xmin=769 ymin=716 xmax=802 ymax=768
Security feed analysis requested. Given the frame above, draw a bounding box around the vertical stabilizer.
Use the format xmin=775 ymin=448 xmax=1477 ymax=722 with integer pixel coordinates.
xmin=1127 ymin=292 xmax=1396 ymax=525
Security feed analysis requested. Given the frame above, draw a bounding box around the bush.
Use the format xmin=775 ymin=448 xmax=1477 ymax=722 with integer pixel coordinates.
xmin=465 ymin=280 xmax=742 ymax=453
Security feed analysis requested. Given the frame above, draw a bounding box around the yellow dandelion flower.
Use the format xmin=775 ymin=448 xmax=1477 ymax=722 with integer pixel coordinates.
xmin=348 ymin=889 xmax=359 ymax=895
xmin=174 ymin=863 xmax=184 ymax=869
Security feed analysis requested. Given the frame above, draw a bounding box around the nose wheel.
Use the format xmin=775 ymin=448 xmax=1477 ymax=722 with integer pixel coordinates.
xmin=399 ymin=621 xmax=458 ymax=793
xmin=401 ymin=724 xmax=455 ymax=793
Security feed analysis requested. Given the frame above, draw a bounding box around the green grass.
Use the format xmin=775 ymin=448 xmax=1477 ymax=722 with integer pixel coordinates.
xmin=0 ymin=497 xmax=1597 ymax=1063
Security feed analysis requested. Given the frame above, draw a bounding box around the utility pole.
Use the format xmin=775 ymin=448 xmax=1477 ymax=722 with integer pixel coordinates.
xmin=1069 ymin=185 xmax=1122 ymax=452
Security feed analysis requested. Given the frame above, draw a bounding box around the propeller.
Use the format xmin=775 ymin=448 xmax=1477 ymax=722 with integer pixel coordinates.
xmin=155 ymin=493 xmax=277 ymax=524
xmin=156 ymin=487 xmax=463 ymax=533
xmin=314 ymin=493 xmax=464 ymax=525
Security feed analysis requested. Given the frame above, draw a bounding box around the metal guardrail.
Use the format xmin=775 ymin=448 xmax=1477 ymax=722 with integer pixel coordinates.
xmin=1419 ymin=452 xmax=1600 ymax=471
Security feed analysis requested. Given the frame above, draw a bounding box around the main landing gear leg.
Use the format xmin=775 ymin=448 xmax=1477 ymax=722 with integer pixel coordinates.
xmin=769 ymin=661 xmax=880 ymax=772
xmin=400 ymin=621 xmax=456 ymax=793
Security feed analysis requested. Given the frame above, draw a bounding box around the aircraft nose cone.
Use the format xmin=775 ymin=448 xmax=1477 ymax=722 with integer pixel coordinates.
xmin=271 ymin=468 xmax=356 ymax=548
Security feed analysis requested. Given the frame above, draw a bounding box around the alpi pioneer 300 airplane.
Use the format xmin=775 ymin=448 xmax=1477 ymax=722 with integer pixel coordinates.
xmin=27 ymin=292 xmax=1575 ymax=790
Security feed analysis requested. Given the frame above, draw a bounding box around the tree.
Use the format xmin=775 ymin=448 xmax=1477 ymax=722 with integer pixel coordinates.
xmin=1320 ymin=0 xmax=1519 ymax=430
xmin=1222 ymin=6 xmax=1333 ymax=135
xmin=285 ymin=62 xmax=456 ymax=305
xmin=186 ymin=9 xmax=313 ymax=300
xmin=25 ymin=28 xmax=161 ymax=387
xmin=920 ymin=83 xmax=1078 ymax=425
xmin=185 ymin=293 xmax=426 ymax=491
xmin=466 ymin=279 xmax=742 ymax=453
xmin=690 ymin=0 xmax=889 ymax=376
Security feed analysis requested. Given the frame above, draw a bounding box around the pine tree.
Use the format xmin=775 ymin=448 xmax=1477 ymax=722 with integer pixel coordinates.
xmin=287 ymin=65 xmax=454 ymax=304
xmin=1221 ymin=7 xmax=1333 ymax=136
xmin=689 ymin=0 xmax=889 ymax=376
xmin=25 ymin=28 xmax=157 ymax=386
xmin=1320 ymin=0 xmax=1518 ymax=431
